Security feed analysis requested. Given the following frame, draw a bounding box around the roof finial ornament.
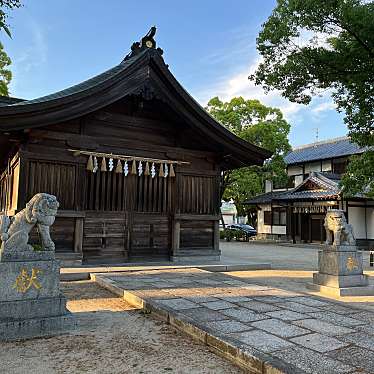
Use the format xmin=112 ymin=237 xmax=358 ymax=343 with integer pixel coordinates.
xmin=124 ymin=26 xmax=164 ymax=61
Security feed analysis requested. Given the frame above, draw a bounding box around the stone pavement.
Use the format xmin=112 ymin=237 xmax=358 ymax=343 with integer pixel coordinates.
xmin=220 ymin=241 xmax=374 ymax=271
xmin=60 ymin=262 xmax=271 ymax=281
xmin=93 ymin=268 xmax=374 ymax=374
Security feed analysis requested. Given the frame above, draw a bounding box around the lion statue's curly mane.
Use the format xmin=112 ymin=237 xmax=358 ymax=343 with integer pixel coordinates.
xmin=324 ymin=209 xmax=355 ymax=246
xmin=0 ymin=193 xmax=59 ymax=254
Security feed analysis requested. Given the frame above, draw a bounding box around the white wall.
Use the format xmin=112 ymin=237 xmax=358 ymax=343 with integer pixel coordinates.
xmin=288 ymin=166 xmax=303 ymax=176
xmin=348 ymin=206 xmax=366 ymax=239
xmin=294 ymin=175 xmax=304 ymax=187
xmin=257 ymin=205 xmax=287 ymax=235
xmin=305 ymin=162 xmax=322 ymax=174
xmin=272 ymin=225 xmax=286 ymax=235
xmin=265 ymin=180 xmax=272 ymax=193
xmin=222 ymin=214 xmax=235 ymax=226
xmin=257 ymin=205 xmax=271 ymax=234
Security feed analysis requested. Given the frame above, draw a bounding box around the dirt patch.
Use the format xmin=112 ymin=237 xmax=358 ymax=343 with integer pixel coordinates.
xmin=0 ymin=281 xmax=243 ymax=374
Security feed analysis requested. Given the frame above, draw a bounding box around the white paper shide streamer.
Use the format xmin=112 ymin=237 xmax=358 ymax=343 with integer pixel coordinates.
xmin=93 ymin=156 xmax=98 ymax=173
xmin=151 ymin=163 xmax=156 ymax=178
xmin=124 ymin=161 xmax=129 ymax=176
xmin=109 ymin=158 xmax=114 ymax=171
xmin=164 ymin=164 xmax=168 ymax=178
xmin=138 ymin=161 xmax=143 ymax=176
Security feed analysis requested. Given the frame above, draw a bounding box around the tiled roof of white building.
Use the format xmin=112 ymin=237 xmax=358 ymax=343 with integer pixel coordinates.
xmin=284 ymin=137 xmax=365 ymax=165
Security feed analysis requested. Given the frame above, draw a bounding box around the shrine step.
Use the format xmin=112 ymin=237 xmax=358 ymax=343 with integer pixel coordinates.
xmin=56 ymin=252 xmax=83 ymax=267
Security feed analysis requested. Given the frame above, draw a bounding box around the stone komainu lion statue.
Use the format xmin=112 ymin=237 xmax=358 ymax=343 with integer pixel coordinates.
xmin=0 ymin=193 xmax=59 ymax=253
xmin=324 ymin=209 xmax=355 ymax=246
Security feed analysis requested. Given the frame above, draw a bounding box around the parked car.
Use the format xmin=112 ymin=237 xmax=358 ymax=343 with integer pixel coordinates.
xmin=225 ymin=224 xmax=257 ymax=241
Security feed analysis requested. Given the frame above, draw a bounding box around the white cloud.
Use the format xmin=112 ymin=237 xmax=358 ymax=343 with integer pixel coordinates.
xmin=312 ymin=101 xmax=336 ymax=114
xmin=9 ymin=19 xmax=48 ymax=95
xmin=195 ymin=55 xmax=306 ymax=122
xmin=195 ymin=54 xmax=336 ymax=125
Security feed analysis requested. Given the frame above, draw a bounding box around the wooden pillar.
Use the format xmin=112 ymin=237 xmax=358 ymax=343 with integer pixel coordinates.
xmin=286 ymin=206 xmax=292 ymax=242
xmin=213 ymin=220 xmax=220 ymax=251
xmin=17 ymin=152 xmax=28 ymax=212
xmin=171 ymin=220 xmax=180 ymax=255
xmin=74 ymin=217 xmax=84 ymax=253
xmin=298 ymin=212 xmax=302 ymax=243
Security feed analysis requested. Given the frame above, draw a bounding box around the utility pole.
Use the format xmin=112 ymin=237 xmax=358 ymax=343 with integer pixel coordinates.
xmin=313 ymin=127 xmax=319 ymax=142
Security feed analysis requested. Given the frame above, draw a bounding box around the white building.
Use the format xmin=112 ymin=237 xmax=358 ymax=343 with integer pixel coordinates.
xmin=246 ymin=137 xmax=374 ymax=249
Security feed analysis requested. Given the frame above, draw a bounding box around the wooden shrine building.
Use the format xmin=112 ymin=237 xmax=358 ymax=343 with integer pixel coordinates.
xmin=0 ymin=28 xmax=270 ymax=263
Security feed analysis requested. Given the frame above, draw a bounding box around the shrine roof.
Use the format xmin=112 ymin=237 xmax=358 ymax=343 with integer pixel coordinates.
xmin=0 ymin=95 xmax=25 ymax=106
xmin=0 ymin=28 xmax=271 ymax=168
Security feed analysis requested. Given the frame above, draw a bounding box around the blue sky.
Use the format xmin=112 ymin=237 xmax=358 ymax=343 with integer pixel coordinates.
xmin=1 ymin=0 xmax=347 ymax=147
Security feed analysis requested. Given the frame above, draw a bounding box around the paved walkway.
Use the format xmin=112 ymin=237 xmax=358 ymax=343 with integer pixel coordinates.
xmin=94 ymin=268 xmax=374 ymax=374
xmin=221 ymin=241 xmax=374 ymax=271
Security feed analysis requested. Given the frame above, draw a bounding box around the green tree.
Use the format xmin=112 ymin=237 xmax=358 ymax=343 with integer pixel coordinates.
xmin=0 ymin=42 xmax=12 ymax=96
xmin=207 ymin=97 xmax=291 ymax=223
xmin=0 ymin=0 xmax=21 ymax=96
xmin=1 ymin=0 xmax=21 ymax=37
xmin=251 ymin=0 xmax=374 ymax=197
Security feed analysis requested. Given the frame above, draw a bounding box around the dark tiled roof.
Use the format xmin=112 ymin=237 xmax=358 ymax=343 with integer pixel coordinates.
xmin=2 ymin=52 xmax=145 ymax=107
xmin=284 ymin=137 xmax=365 ymax=165
xmin=0 ymin=96 xmax=25 ymax=106
xmin=244 ymin=190 xmax=288 ymax=205
xmin=306 ymin=172 xmax=340 ymax=191
xmin=277 ymin=189 xmax=339 ymax=201
xmin=245 ymin=172 xmax=341 ymax=204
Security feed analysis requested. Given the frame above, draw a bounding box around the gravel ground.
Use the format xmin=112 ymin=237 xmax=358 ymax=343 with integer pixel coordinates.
xmin=0 ymin=281 xmax=243 ymax=374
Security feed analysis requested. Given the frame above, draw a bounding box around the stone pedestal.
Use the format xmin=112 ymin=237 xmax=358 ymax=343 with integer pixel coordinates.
xmin=308 ymin=245 xmax=374 ymax=296
xmin=0 ymin=251 xmax=75 ymax=341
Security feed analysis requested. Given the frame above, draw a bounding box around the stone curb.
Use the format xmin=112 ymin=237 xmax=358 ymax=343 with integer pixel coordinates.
xmin=92 ymin=274 xmax=306 ymax=374
xmin=60 ymin=272 xmax=91 ymax=281
xmin=61 ymin=263 xmax=271 ymax=282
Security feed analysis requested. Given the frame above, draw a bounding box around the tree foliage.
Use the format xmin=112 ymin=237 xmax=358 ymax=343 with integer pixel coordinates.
xmin=0 ymin=0 xmax=21 ymax=37
xmin=251 ymin=0 xmax=374 ymax=197
xmin=207 ymin=97 xmax=291 ymax=220
xmin=0 ymin=42 xmax=12 ymax=96
xmin=0 ymin=0 xmax=20 ymax=96
xmin=340 ymin=150 xmax=374 ymax=198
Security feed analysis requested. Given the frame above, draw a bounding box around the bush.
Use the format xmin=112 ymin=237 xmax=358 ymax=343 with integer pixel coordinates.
xmin=224 ymin=229 xmax=235 ymax=242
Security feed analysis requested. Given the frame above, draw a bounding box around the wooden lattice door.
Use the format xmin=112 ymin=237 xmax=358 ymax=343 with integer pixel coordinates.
xmin=129 ymin=213 xmax=171 ymax=261
xmin=82 ymin=212 xmax=129 ymax=263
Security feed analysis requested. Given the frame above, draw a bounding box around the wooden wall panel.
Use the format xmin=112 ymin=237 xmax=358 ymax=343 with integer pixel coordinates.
xmin=130 ymin=213 xmax=170 ymax=259
xmin=0 ymin=158 xmax=20 ymax=213
xmin=180 ymin=220 xmax=214 ymax=249
xmin=179 ymin=175 xmax=217 ymax=215
xmin=29 ymin=217 xmax=75 ymax=252
xmin=83 ymin=212 xmax=129 ymax=263
xmin=85 ymin=170 xmax=174 ymax=213
xmin=27 ymin=161 xmax=76 ymax=210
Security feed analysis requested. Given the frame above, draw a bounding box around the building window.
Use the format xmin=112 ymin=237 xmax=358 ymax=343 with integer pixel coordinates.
xmin=264 ymin=211 xmax=272 ymax=225
xmin=273 ymin=208 xmax=287 ymax=226
xmin=333 ymin=158 xmax=348 ymax=175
